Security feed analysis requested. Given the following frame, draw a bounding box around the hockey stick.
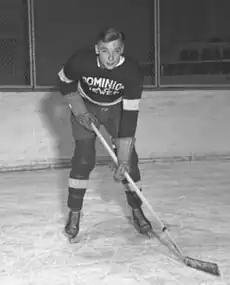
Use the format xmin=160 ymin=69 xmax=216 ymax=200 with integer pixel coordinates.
xmin=91 ymin=123 xmax=220 ymax=277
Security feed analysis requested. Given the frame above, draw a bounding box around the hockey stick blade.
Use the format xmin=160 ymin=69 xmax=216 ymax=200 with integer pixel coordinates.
xmin=184 ymin=256 xmax=220 ymax=276
xmin=154 ymin=225 xmax=221 ymax=276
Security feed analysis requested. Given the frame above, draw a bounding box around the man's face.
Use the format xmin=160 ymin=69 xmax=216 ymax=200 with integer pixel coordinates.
xmin=95 ymin=39 xmax=124 ymax=70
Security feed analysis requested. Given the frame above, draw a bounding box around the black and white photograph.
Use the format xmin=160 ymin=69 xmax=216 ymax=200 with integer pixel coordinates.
xmin=0 ymin=1 xmax=229 ymax=284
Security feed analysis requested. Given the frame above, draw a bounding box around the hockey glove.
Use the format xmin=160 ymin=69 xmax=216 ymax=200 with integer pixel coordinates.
xmin=113 ymin=137 xmax=135 ymax=181
xmin=65 ymin=92 xmax=99 ymax=131
xmin=76 ymin=112 xmax=99 ymax=132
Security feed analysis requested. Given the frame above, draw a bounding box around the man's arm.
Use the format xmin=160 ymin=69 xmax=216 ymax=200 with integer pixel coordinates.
xmin=113 ymin=62 xmax=143 ymax=181
xmin=57 ymin=51 xmax=81 ymax=95
xmin=118 ymin=64 xmax=143 ymax=138
xmin=57 ymin=51 xmax=98 ymax=131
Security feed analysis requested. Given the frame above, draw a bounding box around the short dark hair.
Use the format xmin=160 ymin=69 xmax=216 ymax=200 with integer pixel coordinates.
xmin=96 ymin=27 xmax=125 ymax=44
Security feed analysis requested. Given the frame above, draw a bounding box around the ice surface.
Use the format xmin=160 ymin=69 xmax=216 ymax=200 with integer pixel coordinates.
xmin=0 ymin=161 xmax=229 ymax=284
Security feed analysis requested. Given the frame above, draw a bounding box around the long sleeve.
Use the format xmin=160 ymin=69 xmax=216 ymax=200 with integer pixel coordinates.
xmin=57 ymin=51 xmax=83 ymax=96
xmin=118 ymin=63 xmax=143 ymax=138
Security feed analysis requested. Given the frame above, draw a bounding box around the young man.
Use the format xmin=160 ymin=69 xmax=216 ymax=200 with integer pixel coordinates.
xmin=58 ymin=27 xmax=153 ymax=243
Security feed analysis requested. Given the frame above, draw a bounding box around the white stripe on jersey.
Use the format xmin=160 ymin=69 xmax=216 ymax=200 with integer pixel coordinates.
xmin=123 ymin=98 xmax=140 ymax=111
xmin=58 ymin=68 xmax=74 ymax=83
xmin=78 ymin=81 xmax=122 ymax=106
xmin=68 ymin=178 xmax=88 ymax=189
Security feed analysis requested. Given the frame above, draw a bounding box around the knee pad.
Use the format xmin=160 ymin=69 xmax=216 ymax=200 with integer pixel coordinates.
xmin=70 ymin=139 xmax=96 ymax=179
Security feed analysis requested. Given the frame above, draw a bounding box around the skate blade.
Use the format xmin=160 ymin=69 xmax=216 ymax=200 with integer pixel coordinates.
xmin=137 ymin=229 xmax=156 ymax=239
xmin=146 ymin=230 xmax=156 ymax=239
xmin=69 ymin=236 xmax=81 ymax=244
xmin=64 ymin=230 xmax=81 ymax=244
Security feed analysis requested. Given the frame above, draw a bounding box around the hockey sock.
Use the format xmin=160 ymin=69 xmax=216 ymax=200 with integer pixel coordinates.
xmin=68 ymin=188 xmax=86 ymax=212
xmin=125 ymin=190 xmax=142 ymax=209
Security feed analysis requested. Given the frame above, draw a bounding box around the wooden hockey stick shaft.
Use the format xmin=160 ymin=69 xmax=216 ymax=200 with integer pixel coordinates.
xmin=91 ymin=123 xmax=183 ymax=257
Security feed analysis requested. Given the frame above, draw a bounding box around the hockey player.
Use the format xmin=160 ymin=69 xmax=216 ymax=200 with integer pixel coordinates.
xmin=57 ymin=27 xmax=153 ymax=243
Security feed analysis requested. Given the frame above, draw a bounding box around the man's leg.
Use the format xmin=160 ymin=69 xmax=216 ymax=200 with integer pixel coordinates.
xmin=65 ymin=138 xmax=96 ymax=242
xmin=122 ymin=147 xmax=153 ymax=236
xmin=103 ymin=106 xmax=153 ymax=236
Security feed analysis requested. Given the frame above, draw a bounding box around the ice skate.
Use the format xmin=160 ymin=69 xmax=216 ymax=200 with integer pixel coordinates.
xmin=65 ymin=210 xmax=81 ymax=243
xmin=131 ymin=207 xmax=155 ymax=238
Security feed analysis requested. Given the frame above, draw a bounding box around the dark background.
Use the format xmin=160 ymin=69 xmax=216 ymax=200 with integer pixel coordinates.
xmin=1 ymin=0 xmax=230 ymax=86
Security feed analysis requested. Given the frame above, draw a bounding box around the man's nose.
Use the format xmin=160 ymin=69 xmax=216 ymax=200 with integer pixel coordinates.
xmin=108 ymin=53 xmax=114 ymax=61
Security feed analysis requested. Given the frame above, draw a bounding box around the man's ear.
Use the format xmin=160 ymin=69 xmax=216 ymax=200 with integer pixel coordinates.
xmin=121 ymin=44 xmax=124 ymax=54
xmin=95 ymin=45 xmax=99 ymax=54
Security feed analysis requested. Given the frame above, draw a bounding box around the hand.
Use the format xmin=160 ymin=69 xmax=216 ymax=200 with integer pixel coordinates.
xmin=77 ymin=112 xmax=99 ymax=131
xmin=64 ymin=93 xmax=99 ymax=132
xmin=113 ymin=160 xmax=130 ymax=181
xmin=112 ymin=137 xmax=135 ymax=182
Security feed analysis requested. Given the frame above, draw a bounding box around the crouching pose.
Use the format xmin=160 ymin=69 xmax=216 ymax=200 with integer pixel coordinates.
xmin=57 ymin=27 xmax=153 ymax=243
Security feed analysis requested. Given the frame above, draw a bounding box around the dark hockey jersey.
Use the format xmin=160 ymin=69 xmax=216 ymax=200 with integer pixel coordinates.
xmin=58 ymin=49 xmax=144 ymax=137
